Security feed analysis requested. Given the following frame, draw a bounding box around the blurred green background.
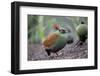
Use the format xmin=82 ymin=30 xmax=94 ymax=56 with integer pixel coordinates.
xmin=28 ymin=15 xmax=87 ymax=44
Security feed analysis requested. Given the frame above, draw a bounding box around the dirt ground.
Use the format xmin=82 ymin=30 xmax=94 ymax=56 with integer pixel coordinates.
xmin=28 ymin=41 xmax=88 ymax=61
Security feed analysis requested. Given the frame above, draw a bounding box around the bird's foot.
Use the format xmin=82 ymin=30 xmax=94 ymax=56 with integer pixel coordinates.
xmin=49 ymin=53 xmax=55 ymax=59
xmin=54 ymin=52 xmax=63 ymax=58
xmin=49 ymin=52 xmax=63 ymax=59
xmin=57 ymin=52 xmax=63 ymax=56
xmin=49 ymin=56 xmax=54 ymax=59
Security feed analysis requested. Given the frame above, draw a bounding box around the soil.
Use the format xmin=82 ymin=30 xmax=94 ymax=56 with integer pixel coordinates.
xmin=28 ymin=41 xmax=88 ymax=61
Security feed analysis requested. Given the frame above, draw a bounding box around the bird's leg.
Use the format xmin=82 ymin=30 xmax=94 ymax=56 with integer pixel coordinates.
xmin=55 ymin=52 xmax=63 ymax=57
xmin=74 ymin=41 xmax=83 ymax=48
xmin=72 ymin=40 xmax=80 ymax=48
xmin=52 ymin=53 xmax=58 ymax=59
xmin=82 ymin=39 xmax=87 ymax=46
xmin=58 ymin=52 xmax=63 ymax=56
xmin=72 ymin=40 xmax=83 ymax=50
xmin=51 ymin=53 xmax=59 ymax=59
xmin=56 ymin=53 xmax=58 ymax=56
xmin=49 ymin=53 xmax=55 ymax=59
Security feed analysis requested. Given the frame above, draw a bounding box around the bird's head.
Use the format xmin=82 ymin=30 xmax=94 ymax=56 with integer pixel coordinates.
xmin=53 ymin=24 xmax=71 ymax=34
xmin=53 ymin=24 xmax=60 ymax=30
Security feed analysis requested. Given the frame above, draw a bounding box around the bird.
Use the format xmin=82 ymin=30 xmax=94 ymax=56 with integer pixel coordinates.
xmin=73 ymin=21 xmax=88 ymax=47
xmin=42 ymin=24 xmax=73 ymax=58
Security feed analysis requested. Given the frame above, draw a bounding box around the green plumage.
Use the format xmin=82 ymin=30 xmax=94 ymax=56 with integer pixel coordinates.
xmin=44 ymin=27 xmax=73 ymax=56
xmin=49 ymin=32 xmax=73 ymax=53
xmin=76 ymin=23 xmax=87 ymax=42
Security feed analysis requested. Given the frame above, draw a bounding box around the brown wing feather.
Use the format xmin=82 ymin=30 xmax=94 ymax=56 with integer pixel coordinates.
xmin=43 ymin=33 xmax=59 ymax=48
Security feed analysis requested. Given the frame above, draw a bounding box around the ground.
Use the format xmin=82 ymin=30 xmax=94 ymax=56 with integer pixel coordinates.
xmin=28 ymin=41 xmax=88 ymax=61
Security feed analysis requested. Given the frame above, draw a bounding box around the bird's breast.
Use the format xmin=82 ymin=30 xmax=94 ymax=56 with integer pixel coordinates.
xmin=42 ymin=32 xmax=59 ymax=48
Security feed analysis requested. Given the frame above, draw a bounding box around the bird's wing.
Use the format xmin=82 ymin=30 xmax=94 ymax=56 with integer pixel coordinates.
xmin=42 ymin=32 xmax=60 ymax=48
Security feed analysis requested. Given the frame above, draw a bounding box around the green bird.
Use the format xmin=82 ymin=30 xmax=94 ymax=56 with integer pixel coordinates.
xmin=42 ymin=24 xmax=73 ymax=57
xmin=74 ymin=21 xmax=88 ymax=47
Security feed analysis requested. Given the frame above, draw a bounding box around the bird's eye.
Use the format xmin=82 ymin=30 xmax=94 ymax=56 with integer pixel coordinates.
xmin=59 ymin=29 xmax=66 ymax=33
xmin=62 ymin=29 xmax=66 ymax=33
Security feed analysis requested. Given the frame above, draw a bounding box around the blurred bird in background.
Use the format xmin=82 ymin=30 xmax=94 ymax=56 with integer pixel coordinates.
xmin=42 ymin=24 xmax=73 ymax=58
xmin=73 ymin=21 xmax=88 ymax=48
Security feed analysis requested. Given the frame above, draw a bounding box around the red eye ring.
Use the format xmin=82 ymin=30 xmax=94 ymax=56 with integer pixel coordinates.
xmin=53 ymin=24 xmax=60 ymax=30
